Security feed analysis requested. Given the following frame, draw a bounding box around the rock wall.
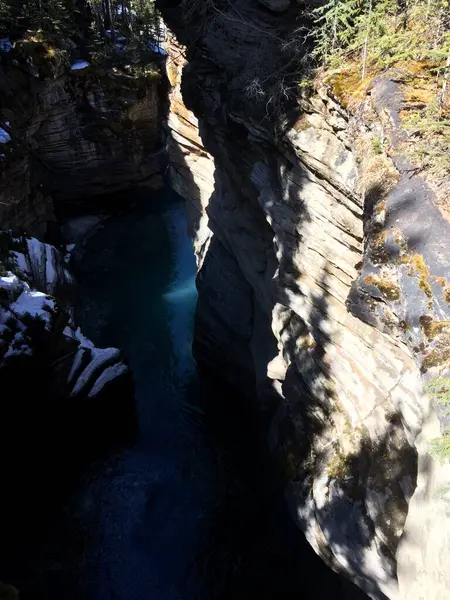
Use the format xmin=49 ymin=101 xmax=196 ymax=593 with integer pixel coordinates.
xmin=0 ymin=37 xmax=165 ymax=234
xmin=0 ymin=232 xmax=130 ymax=401
xmin=160 ymin=2 xmax=450 ymax=598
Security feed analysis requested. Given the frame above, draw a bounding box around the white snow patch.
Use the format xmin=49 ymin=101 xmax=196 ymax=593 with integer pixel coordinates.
xmin=0 ymin=38 xmax=12 ymax=53
xmin=71 ymin=60 xmax=90 ymax=71
xmin=0 ymin=309 xmax=16 ymax=327
xmin=147 ymin=41 xmax=167 ymax=55
xmin=73 ymin=326 xmax=95 ymax=349
xmin=25 ymin=237 xmax=70 ymax=293
xmin=45 ymin=246 xmax=58 ymax=290
xmin=12 ymin=251 xmax=30 ymax=276
xmin=64 ymin=268 xmax=74 ymax=284
xmin=88 ymin=362 xmax=128 ymax=397
xmin=0 ymin=122 xmax=11 ymax=144
xmin=4 ymin=332 xmax=32 ymax=359
xmin=70 ymin=347 xmax=120 ymax=396
xmin=64 ymin=244 xmax=75 ymax=264
xmin=26 ymin=237 xmax=45 ymax=282
xmin=63 ymin=325 xmax=95 ymax=349
xmin=0 ymin=272 xmax=20 ymax=290
xmin=10 ymin=286 xmax=54 ymax=325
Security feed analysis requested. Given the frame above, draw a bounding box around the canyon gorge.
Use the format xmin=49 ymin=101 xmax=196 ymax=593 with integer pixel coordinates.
xmin=0 ymin=0 xmax=450 ymax=598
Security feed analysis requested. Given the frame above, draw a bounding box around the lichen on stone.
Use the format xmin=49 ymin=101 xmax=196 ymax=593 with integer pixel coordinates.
xmin=375 ymin=199 xmax=386 ymax=214
xmin=392 ymin=228 xmax=408 ymax=253
xmin=369 ymin=230 xmax=391 ymax=264
xmin=421 ymin=336 xmax=450 ymax=371
xmin=419 ymin=315 xmax=450 ymax=340
xmin=326 ymin=448 xmax=355 ymax=479
xmin=444 ymin=285 xmax=450 ymax=304
xmin=399 ymin=252 xmax=433 ymax=298
xmin=364 ymin=273 xmax=401 ymax=301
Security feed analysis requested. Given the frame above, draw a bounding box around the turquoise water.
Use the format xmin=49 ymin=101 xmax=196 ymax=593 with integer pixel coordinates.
xmin=68 ymin=191 xmax=216 ymax=599
xmin=16 ymin=189 xmax=365 ymax=599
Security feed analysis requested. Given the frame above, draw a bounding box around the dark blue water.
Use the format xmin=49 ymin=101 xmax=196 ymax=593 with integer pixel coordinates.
xmin=16 ymin=189 xmax=364 ymax=600
xmin=62 ymin=192 xmax=217 ymax=600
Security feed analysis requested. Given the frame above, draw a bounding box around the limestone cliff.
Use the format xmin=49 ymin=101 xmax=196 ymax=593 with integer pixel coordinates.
xmin=0 ymin=35 xmax=165 ymax=234
xmin=159 ymin=1 xmax=450 ymax=598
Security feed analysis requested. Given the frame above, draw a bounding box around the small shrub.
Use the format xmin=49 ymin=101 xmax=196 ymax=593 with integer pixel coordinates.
xmin=372 ymin=137 xmax=383 ymax=155
xmin=425 ymin=377 xmax=450 ymax=462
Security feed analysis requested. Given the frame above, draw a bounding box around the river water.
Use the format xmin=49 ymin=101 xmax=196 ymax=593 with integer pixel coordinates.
xmin=15 ymin=189 xmax=364 ymax=599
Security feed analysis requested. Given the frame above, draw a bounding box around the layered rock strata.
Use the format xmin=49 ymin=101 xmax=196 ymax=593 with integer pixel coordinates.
xmin=160 ymin=2 xmax=450 ymax=598
xmin=0 ymin=37 xmax=165 ymax=234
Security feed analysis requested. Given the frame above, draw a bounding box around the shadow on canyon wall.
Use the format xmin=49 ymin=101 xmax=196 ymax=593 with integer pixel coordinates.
xmin=164 ymin=26 xmax=424 ymax=597
xmin=0 ymin=355 xmax=137 ymax=590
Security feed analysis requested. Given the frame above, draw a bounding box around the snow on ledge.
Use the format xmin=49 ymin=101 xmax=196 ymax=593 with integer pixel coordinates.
xmin=0 ymin=38 xmax=12 ymax=53
xmin=70 ymin=347 xmax=121 ymax=397
xmin=88 ymin=362 xmax=128 ymax=397
xmin=71 ymin=60 xmax=90 ymax=71
xmin=10 ymin=286 xmax=54 ymax=325
xmin=0 ymin=122 xmax=11 ymax=144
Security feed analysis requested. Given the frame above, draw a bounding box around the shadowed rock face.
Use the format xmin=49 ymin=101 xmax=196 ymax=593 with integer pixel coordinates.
xmin=0 ymin=42 xmax=166 ymax=234
xmin=158 ymin=1 xmax=450 ymax=598
xmin=0 ymin=232 xmax=130 ymax=401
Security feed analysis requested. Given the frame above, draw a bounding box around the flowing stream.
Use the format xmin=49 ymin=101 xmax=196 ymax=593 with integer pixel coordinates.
xmin=18 ymin=188 xmax=364 ymax=599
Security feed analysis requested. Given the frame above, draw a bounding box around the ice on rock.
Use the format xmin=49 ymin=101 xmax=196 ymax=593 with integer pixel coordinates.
xmin=70 ymin=347 xmax=121 ymax=396
xmin=88 ymin=362 xmax=128 ymax=397
xmin=0 ymin=122 xmax=11 ymax=144
xmin=71 ymin=60 xmax=90 ymax=71
xmin=0 ymin=38 xmax=12 ymax=53
xmin=10 ymin=285 xmax=54 ymax=325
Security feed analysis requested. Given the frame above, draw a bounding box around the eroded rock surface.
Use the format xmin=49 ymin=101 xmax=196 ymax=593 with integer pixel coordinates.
xmin=159 ymin=2 xmax=450 ymax=598
xmin=0 ymin=38 xmax=165 ymax=233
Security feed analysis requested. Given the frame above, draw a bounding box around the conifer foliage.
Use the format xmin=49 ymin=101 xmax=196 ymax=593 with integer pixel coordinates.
xmin=426 ymin=378 xmax=450 ymax=463
xmin=0 ymin=0 xmax=161 ymax=65
xmin=311 ymin=0 xmax=450 ymax=175
xmin=312 ymin=0 xmax=450 ymax=84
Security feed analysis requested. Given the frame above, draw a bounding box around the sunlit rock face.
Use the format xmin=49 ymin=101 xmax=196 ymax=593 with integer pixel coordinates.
xmin=159 ymin=1 xmax=450 ymax=598
xmin=0 ymin=41 xmax=165 ymax=234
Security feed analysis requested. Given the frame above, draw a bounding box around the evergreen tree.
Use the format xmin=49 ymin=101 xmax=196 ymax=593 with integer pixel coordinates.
xmin=312 ymin=0 xmax=363 ymax=66
xmin=310 ymin=0 xmax=450 ymax=174
xmin=426 ymin=378 xmax=450 ymax=463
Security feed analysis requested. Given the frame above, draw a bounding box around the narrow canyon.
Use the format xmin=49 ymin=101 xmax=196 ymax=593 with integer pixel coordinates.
xmin=0 ymin=1 xmax=450 ymax=599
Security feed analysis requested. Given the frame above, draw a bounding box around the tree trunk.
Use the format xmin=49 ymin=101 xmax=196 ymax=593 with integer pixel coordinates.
xmin=361 ymin=0 xmax=372 ymax=81
xmin=106 ymin=0 xmax=115 ymax=41
xmin=331 ymin=0 xmax=338 ymax=53
xmin=440 ymin=52 xmax=450 ymax=110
